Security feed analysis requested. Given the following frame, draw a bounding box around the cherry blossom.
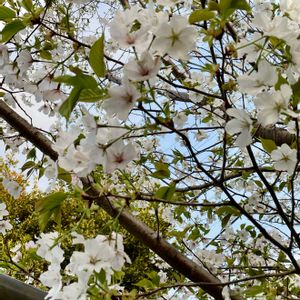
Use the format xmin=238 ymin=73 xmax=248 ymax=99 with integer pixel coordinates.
xmin=0 ymin=203 xmax=9 ymax=219
xmin=271 ymin=144 xmax=297 ymax=175
xmin=102 ymin=78 xmax=141 ymax=120
xmin=225 ymin=108 xmax=253 ymax=147
xmin=124 ymin=51 xmax=161 ymax=82
xmin=0 ymin=220 xmax=12 ymax=234
xmin=237 ymin=60 xmax=278 ymax=95
xmin=16 ymin=50 xmax=33 ymax=75
xmin=109 ymin=7 xmax=151 ymax=52
xmin=0 ymin=45 xmax=9 ymax=70
xmin=104 ymin=140 xmax=138 ymax=173
xmin=254 ymin=84 xmax=293 ymax=126
xmin=2 ymin=179 xmax=22 ymax=199
xmin=151 ymin=15 xmax=198 ymax=60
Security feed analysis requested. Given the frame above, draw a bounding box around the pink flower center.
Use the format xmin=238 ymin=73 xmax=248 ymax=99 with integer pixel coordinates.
xmin=113 ymin=153 xmax=124 ymax=164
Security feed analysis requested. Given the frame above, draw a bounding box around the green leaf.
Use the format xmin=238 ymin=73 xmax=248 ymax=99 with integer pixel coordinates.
xmin=189 ymin=9 xmax=215 ymax=24
xmin=22 ymin=0 xmax=33 ymax=12
xmin=0 ymin=6 xmax=16 ymax=20
xmin=26 ymin=148 xmax=36 ymax=159
xmin=89 ymin=34 xmax=106 ymax=77
xmin=21 ymin=161 xmax=35 ymax=171
xmin=244 ymin=285 xmax=264 ymax=297
xmin=219 ymin=0 xmax=251 ymax=11
xmin=274 ymin=73 xmax=288 ymax=91
xmin=260 ymin=138 xmax=277 ymax=153
xmin=36 ymin=191 xmax=67 ymax=212
xmin=36 ymin=191 xmax=67 ymax=231
xmin=208 ymin=0 xmax=219 ymax=11
xmin=59 ymin=87 xmax=82 ymax=120
xmin=151 ymin=162 xmax=170 ymax=179
xmin=219 ymin=0 xmax=251 ymax=18
xmin=1 ymin=19 xmax=26 ymax=42
xmin=155 ymin=183 xmax=176 ymax=201
xmin=57 ymin=167 xmax=72 ymax=183
xmin=217 ymin=206 xmax=240 ymax=216
xmin=54 ymin=73 xmax=98 ymax=89
xmin=134 ymin=278 xmax=154 ymax=289
xmin=58 ymin=73 xmax=105 ymax=119
xmin=291 ymin=77 xmax=300 ymax=105
xmin=78 ymin=87 xmax=106 ymax=102
xmin=53 ymin=75 xmax=73 ymax=84
xmin=39 ymin=50 xmax=52 ymax=60
xmin=277 ymin=250 xmax=287 ymax=262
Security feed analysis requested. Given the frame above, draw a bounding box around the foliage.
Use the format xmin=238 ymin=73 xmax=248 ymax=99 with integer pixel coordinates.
xmin=0 ymin=160 xmax=171 ymax=295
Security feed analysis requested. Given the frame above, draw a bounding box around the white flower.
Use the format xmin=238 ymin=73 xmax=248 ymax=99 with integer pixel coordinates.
xmin=194 ymin=131 xmax=207 ymax=142
xmin=237 ymin=60 xmax=278 ymax=95
xmin=36 ymin=232 xmax=59 ymax=259
xmin=52 ymin=127 xmax=81 ymax=155
xmin=124 ymin=52 xmax=160 ymax=81
xmin=110 ymin=7 xmax=151 ymax=52
xmin=55 ymin=281 xmax=87 ymax=300
xmin=16 ymin=50 xmax=33 ymax=75
xmin=58 ymin=144 xmax=100 ymax=177
xmin=157 ymin=0 xmax=182 ymax=8
xmin=225 ymin=108 xmax=253 ymax=148
xmin=0 ymin=202 xmax=9 ymax=219
xmin=0 ymin=45 xmax=9 ymax=70
xmin=222 ymin=286 xmax=231 ymax=300
xmin=254 ymin=84 xmax=293 ymax=126
xmin=0 ymin=220 xmax=12 ymax=234
xmin=108 ymin=233 xmax=131 ymax=271
xmin=43 ymin=88 xmax=66 ymax=102
xmin=104 ymin=140 xmax=138 ymax=173
xmin=11 ymin=243 xmax=22 ymax=263
xmin=236 ymin=32 xmax=264 ymax=62
xmin=40 ymin=266 xmax=62 ymax=300
xmin=40 ymin=267 xmax=62 ymax=288
xmin=102 ymin=79 xmax=141 ymax=120
xmin=280 ymin=0 xmax=300 ymax=23
xmin=2 ymin=179 xmax=22 ymax=199
xmin=271 ymin=144 xmax=297 ymax=175
xmin=67 ymin=237 xmax=114 ymax=276
xmin=152 ymin=15 xmax=197 ymax=60
xmin=44 ymin=160 xmax=58 ymax=179
xmin=174 ymin=111 xmax=187 ymax=129
xmin=25 ymin=240 xmax=36 ymax=250
xmin=252 ymin=12 xmax=297 ymax=42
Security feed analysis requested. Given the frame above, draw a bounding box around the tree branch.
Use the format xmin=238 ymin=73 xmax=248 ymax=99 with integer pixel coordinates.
xmin=0 ymin=100 xmax=243 ymax=300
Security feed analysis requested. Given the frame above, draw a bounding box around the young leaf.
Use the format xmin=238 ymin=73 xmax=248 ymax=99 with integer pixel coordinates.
xmin=260 ymin=138 xmax=277 ymax=153
xmin=189 ymin=9 xmax=215 ymax=24
xmin=36 ymin=191 xmax=67 ymax=231
xmin=219 ymin=0 xmax=251 ymax=19
xmin=151 ymin=162 xmax=170 ymax=179
xmin=0 ymin=6 xmax=16 ymax=20
xmin=155 ymin=183 xmax=176 ymax=201
xmin=89 ymin=34 xmax=106 ymax=77
xmin=1 ymin=19 xmax=26 ymax=42
xmin=59 ymin=87 xmax=82 ymax=120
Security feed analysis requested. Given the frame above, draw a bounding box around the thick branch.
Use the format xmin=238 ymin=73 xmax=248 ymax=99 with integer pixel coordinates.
xmin=254 ymin=125 xmax=296 ymax=146
xmin=0 ymin=101 xmax=58 ymax=161
xmin=0 ymin=100 xmax=243 ymax=300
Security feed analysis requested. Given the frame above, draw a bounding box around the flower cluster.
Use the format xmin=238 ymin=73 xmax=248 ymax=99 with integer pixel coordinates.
xmin=36 ymin=231 xmax=130 ymax=299
xmin=2 ymin=178 xmax=22 ymax=199
xmin=0 ymin=202 xmax=12 ymax=235
xmin=53 ymin=113 xmax=138 ymax=176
